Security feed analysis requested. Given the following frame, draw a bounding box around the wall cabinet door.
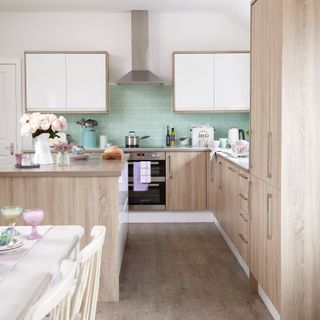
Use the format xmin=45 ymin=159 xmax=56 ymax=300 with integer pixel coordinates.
xmin=25 ymin=53 xmax=67 ymax=111
xmin=215 ymin=53 xmax=250 ymax=111
xmin=174 ymin=54 xmax=215 ymax=111
xmin=25 ymin=52 xmax=108 ymax=113
xmin=166 ymin=152 xmax=207 ymax=211
xmin=66 ymin=54 xmax=107 ymax=111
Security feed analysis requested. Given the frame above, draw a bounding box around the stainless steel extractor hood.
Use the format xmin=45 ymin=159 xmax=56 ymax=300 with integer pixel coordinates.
xmin=117 ymin=10 xmax=164 ymax=84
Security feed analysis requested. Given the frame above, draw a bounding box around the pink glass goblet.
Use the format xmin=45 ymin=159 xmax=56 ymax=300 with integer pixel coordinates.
xmin=22 ymin=209 xmax=44 ymax=240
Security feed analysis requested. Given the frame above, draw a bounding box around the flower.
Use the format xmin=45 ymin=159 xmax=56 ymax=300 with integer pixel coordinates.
xmin=20 ymin=113 xmax=68 ymax=139
xmin=20 ymin=114 xmax=31 ymax=124
xmin=29 ymin=117 xmax=41 ymax=133
xmin=40 ymin=119 xmax=51 ymax=131
xmin=21 ymin=123 xmax=33 ymax=136
xmin=51 ymin=119 xmax=61 ymax=131
xmin=48 ymin=114 xmax=57 ymax=124
xmin=58 ymin=116 xmax=68 ymax=131
xmin=53 ymin=142 xmax=74 ymax=152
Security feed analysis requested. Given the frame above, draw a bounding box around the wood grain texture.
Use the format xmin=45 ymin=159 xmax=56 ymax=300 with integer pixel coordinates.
xmin=250 ymin=0 xmax=269 ymax=181
xmin=166 ymin=152 xmax=207 ymax=211
xmin=0 ymin=178 xmax=13 ymax=225
xmin=0 ymin=174 xmax=127 ymax=303
xmin=281 ymin=0 xmax=320 ymax=318
xmin=0 ymin=157 xmax=127 ymax=178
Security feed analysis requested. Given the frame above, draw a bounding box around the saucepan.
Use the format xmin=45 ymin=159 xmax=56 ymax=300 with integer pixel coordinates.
xmin=125 ymin=131 xmax=150 ymax=148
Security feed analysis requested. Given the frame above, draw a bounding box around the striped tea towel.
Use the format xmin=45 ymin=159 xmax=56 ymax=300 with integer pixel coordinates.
xmin=140 ymin=161 xmax=151 ymax=184
xmin=133 ymin=162 xmax=148 ymax=191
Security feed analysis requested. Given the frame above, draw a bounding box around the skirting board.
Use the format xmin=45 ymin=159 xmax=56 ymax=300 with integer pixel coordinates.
xmin=129 ymin=211 xmax=215 ymax=223
xmin=258 ymin=286 xmax=281 ymax=320
xmin=214 ymin=212 xmax=280 ymax=320
xmin=214 ymin=219 xmax=250 ymax=277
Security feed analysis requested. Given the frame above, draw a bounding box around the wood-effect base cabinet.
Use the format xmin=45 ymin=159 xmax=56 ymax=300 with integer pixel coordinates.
xmin=249 ymin=175 xmax=280 ymax=311
xmin=166 ymin=152 xmax=207 ymax=211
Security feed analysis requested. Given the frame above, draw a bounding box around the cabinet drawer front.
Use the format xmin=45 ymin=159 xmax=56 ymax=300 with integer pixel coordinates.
xmin=237 ymin=231 xmax=249 ymax=263
xmin=239 ymin=192 xmax=249 ymax=213
xmin=239 ymin=171 xmax=249 ymax=199
xmin=238 ymin=210 xmax=249 ymax=240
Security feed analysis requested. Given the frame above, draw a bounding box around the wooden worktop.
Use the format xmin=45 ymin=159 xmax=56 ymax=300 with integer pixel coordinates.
xmin=0 ymin=155 xmax=128 ymax=178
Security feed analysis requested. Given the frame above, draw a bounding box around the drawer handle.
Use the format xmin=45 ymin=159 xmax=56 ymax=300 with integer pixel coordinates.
xmin=239 ymin=173 xmax=248 ymax=180
xmin=267 ymin=132 xmax=272 ymax=178
xmin=267 ymin=193 xmax=273 ymax=240
xmin=228 ymin=166 xmax=236 ymax=172
xmin=238 ymin=233 xmax=248 ymax=244
xmin=239 ymin=193 xmax=248 ymax=201
xmin=168 ymin=155 xmax=172 ymax=179
xmin=239 ymin=212 xmax=248 ymax=222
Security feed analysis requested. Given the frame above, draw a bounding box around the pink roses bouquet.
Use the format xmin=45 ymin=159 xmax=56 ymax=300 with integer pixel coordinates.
xmin=20 ymin=113 xmax=68 ymax=139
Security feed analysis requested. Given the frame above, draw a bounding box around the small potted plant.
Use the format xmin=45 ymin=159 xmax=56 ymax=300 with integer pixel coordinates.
xmin=53 ymin=142 xmax=74 ymax=166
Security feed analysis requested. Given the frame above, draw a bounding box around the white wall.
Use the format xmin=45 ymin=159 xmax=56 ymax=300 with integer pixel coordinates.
xmin=0 ymin=12 xmax=249 ymax=83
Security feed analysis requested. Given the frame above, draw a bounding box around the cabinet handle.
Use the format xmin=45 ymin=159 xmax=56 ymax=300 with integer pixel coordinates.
xmin=267 ymin=132 xmax=272 ymax=178
xmin=239 ymin=173 xmax=248 ymax=180
xmin=239 ymin=212 xmax=248 ymax=222
xmin=267 ymin=193 xmax=272 ymax=240
xmin=239 ymin=193 xmax=248 ymax=201
xmin=238 ymin=233 xmax=248 ymax=244
xmin=211 ymin=161 xmax=214 ymax=182
xmin=168 ymin=155 xmax=172 ymax=179
xmin=248 ymin=181 xmax=252 ymax=221
xmin=228 ymin=166 xmax=236 ymax=172
xmin=129 ymin=183 xmax=160 ymax=187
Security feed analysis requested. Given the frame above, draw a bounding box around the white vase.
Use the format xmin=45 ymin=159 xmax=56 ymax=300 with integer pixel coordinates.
xmin=34 ymin=133 xmax=53 ymax=165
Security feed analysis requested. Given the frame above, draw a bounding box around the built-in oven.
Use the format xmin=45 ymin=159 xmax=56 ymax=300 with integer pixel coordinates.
xmin=128 ymin=152 xmax=166 ymax=211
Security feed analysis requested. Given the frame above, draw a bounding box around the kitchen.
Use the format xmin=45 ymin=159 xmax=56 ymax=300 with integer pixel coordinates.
xmin=0 ymin=1 xmax=319 ymax=320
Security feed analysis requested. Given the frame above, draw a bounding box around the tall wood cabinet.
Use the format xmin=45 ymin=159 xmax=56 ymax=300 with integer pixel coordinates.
xmin=250 ymin=0 xmax=320 ymax=318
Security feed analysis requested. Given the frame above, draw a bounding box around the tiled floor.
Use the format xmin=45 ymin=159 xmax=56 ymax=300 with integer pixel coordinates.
xmin=97 ymin=223 xmax=272 ymax=320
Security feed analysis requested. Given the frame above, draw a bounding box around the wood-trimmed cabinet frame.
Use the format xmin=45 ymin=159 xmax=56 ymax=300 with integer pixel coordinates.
xmin=172 ymin=51 xmax=250 ymax=113
xmin=24 ymin=51 xmax=109 ymax=114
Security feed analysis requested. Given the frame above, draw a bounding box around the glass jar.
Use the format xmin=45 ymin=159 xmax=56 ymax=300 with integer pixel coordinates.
xmin=56 ymin=152 xmax=70 ymax=166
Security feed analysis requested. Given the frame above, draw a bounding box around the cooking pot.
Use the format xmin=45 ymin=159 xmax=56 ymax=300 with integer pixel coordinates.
xmin=125 ymin=131 xmax=150 ymax=148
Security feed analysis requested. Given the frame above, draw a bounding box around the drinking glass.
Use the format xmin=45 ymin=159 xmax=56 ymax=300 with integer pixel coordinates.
xmin=22 ymin=209 xmax=44 ymax=240
xmin=0 ymin=206 xmax=23 ymax=236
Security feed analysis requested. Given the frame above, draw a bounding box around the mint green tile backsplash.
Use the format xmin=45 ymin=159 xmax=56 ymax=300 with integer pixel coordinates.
xmin=65 ymin=85 xmax=249 ymax=147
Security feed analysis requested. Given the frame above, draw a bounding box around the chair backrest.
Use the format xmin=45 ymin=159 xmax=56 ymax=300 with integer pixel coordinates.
xmin=70 ymin=226 xmax=106 ymax=320
xmin=25 ymin=260 xmax=77 ymax=320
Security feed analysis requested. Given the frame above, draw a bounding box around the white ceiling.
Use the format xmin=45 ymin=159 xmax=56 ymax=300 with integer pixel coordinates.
xmin=0 ymin=0 xmax=250 ymax=28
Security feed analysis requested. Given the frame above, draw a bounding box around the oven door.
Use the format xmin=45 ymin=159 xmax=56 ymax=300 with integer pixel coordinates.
xmin=128 ymin=160 xmax=166 ymax=178
xmin=128 ymin=178 xmax=166 ymax=211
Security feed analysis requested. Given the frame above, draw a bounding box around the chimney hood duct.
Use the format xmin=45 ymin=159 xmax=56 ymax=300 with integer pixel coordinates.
xmin=117 ymin=10 xmax=164 ymax=84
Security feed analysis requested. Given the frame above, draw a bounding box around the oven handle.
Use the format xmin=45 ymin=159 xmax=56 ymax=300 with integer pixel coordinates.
xmin=128 ymin=183 xmax=160 ymax=187
xmin=128 ymin=162 xmax=160 ymax=165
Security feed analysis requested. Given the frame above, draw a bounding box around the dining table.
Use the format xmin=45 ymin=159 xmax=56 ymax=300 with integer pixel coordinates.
xmin=0 ymin=225 xmax=84 ymax=320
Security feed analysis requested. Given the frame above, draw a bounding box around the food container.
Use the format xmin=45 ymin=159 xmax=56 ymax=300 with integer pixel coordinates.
xmin=125 ymin=131 xmax=150 ymax=148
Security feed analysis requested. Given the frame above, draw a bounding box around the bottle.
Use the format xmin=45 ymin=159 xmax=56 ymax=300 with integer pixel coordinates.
xmin=170 ymin=128 xmax=176 ymax=146
xmin=166 ymin=126 xmax=171 ymax=147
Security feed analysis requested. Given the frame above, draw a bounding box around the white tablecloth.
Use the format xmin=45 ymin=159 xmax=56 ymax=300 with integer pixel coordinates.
xmin=0 ymin=225 xmax=84 ymax=320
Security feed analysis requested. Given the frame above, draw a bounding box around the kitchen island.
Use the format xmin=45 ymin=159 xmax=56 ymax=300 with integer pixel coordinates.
xmin=0 ymin=156 xmax=128 ymax=302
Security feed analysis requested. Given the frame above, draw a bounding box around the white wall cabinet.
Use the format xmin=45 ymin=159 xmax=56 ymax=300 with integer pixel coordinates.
xmin=25 ymin=52 xmax=108 ymax=113
xmin=173 ymin=52 xmax=250 ymax=112
xmin=25 ymin=54 xmax=67 ymax=111
xmin=174 ymin=54 xmax=215 ymax=111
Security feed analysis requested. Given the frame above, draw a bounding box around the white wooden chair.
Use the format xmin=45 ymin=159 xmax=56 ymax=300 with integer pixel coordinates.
xmin=25 ymin=260 xmax=77 ymax=320
xmin=70 ymin=226 xmax=106 ymax=320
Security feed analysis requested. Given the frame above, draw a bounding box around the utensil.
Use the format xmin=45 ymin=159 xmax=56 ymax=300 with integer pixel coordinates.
xmin=0 ymin=239 xmax=24 ymax=254
xmin=125 ymin=131 xmax=150 ymax=148
xmin=0 ymin=206 xmax=22 ymax=236
xmin=22 ymin=209 xmax=44 ymax=240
